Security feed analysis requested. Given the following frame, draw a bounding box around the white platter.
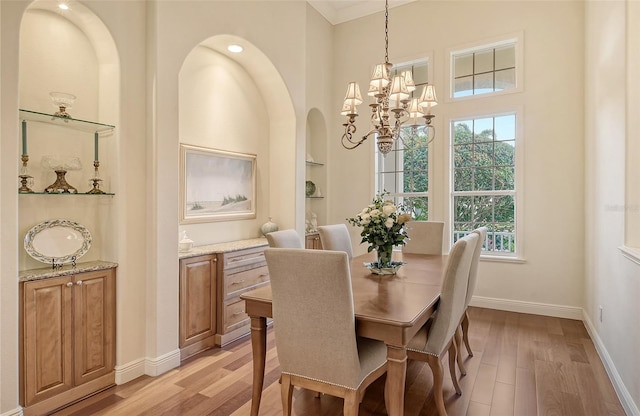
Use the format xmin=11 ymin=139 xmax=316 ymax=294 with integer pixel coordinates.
xmin=24 ymin=219 xmax=92 ymax=265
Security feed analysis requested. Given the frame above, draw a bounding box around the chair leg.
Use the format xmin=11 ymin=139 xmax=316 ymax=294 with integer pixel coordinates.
xmin=454 ymin=327 xmax=467 ymax=376
xmin=462 ymin=311 xmax=473 ymax=356
xmin=343 ymin=390 xmax=360 ymax=416
xmin=448 ymin=343 xmax=462 ymax=395
xmin=280 ymin=374 xmax=294 ymax=416
xmin=427 ymin=355 xmax=448 ymax=416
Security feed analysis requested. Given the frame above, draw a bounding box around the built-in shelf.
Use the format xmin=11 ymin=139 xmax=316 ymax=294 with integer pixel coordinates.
xmin=306 ymin=196 xmax=324 ymax=199
xmin=19 ymin=192 xmax=115 ymax=196
xmin=305 ymin=160 xmax=324 ymax=167
xmin=19 ymin=109 xmax=115 ymax=134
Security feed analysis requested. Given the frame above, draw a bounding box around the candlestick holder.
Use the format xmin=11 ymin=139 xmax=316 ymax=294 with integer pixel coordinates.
xmin=87 ymin=160 xmax=105 ymax=194
xmin=18 ymin=155 xmax=34 ymax=193
xmin=45 ymin=169 xmax=78 ymax=194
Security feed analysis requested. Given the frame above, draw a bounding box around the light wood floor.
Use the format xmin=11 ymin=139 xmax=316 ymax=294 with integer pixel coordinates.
xmin=52 ymin=307 xmax=626 ymax=416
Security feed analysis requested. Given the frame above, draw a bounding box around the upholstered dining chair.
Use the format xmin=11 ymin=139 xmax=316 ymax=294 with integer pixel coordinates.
xmin=264 ymin=248 xmax=388 ymax=416
xmin=402 ymin=221 xmax=445 ymax=255
xmin=318 ymin=224 xmax=354 ymax=259
xmin=406 ymin=232 xmax=479 ymax=416
xmin=265 ymin=229 xmax=302 ymax=248
xmin=459 ymin=227 xmax=488 ymax=358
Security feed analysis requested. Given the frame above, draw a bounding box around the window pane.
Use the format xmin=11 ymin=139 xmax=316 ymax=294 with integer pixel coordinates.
xmin=473 ymin=195 xmax=493 ymax=223
xmin=495 ymin=68 xmax=516 ymax=91
xmin=474 ymin=72 xmax=494 ymax=94
xmin=404 ymin=170 xmax=427 ymax=192
xmin=494 ymin=195 xmax=515 ymax=223
xmin=454 ymin=76 xmax=473 ymax=98
xmin=454 ymin=196 xmax=472 ymax=222
xmin=380 ymin=172 xmax=397 ymax=193
xmin=454 ymin=168 xmax=473 ymax=191
xmin=453 ymin=222 xmax=473 ymax=243
xmin=495 ymin=45 xmax=515 ymax=70
xmin=475 ymin=49 xmax=494 ymax=73
xmin=473 ymin=167 xmax=494 ymax=191
xmin=494 ymin=166 xmax=515 ymax=190
xmin=473 ymin=118 xmax=494 ymax=141
xmin=454 ymin=121 xmax=473 ymax=144
xmin=404 ymin=196 xmax=428 ymax=220
xmin=473 ymin=143 xmax=494 ymax=167
xmin=494 ymin=141 xmax=515 ymax=166
xmin=412 ymin=63 xmax=429 ymax=86
xmin=379 ymin=150 xmax=399 ymax=172
xmin=454 ymin=54 xmax=473 ymax=77
xmin=491 ymin=223 xmax=516 ymax=253
xmin=453 ymin=144 xmax=473 ymax=168
xmin=495 ymin=115 xmax=515 ymax=141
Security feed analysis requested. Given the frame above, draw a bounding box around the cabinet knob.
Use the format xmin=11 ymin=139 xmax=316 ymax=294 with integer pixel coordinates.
xmin=76 ymin=280 xmax=83 ymax=286
xmin=66 ymin=282 xmax=73 ymax=287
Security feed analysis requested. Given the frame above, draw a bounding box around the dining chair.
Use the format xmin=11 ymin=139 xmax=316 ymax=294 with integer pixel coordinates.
xmin=318 ymin=224 xmax=354 ymax=259
xmin=406 ymin=232 xmax=479 ymax=416
xmin=402 ymin=221 xmax=445 ymax=255
xmin=264 ymin=248 xmax=388 ymax=416
xmin=459 ymin=227 xmax=488 ymax=358
xmin=265 ymin=229 xmax=302 ymax=248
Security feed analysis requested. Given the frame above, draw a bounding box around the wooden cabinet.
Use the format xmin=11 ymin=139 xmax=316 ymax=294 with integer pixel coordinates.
xmin=179 ymin=254 xmax=217 ymax=360
xmin=20 ymin=268 xmax=116 ymax=415
xmin=306 ymin=232 xmax=323 ymax=249
xmin=216 ymin=245 xmax=269 ymax=346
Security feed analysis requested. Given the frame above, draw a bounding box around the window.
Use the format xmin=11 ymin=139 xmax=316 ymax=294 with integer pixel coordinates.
xmin=451 ymin=35 xmax=521 ymax=99
xmin=375 ymin=61 xmax=431 ymax=219
xmin=451 ymin=114 xmax=517 ymax=255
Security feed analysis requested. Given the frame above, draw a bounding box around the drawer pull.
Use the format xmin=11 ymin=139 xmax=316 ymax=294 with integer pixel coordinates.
xmin=230 ymin=280 xmax=245 ymax=286
xmin=259 ymin=273 xmax=269 ymax=278
xmin=231 ymin=311 xmax=245 ymax=317
xmin=66 ymin=282 xmax=73 ymax=287
xmin=76 ymin=280 xmax=83 ymax=286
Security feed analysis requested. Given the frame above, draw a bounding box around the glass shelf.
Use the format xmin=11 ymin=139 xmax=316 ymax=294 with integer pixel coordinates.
xmin=306 ymin=196 xmax=324 ymax=199
xmin=19 ymin=109 xmax=115 ymax=134
xmin=305 ymin=161 xmax=324 ymax=167
xmin=19 ymin=192 xmax=115 ymax=196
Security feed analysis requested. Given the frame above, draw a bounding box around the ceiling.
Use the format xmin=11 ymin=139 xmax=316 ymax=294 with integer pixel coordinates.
xmin=307 ymin=0 xmax=416 ymax=25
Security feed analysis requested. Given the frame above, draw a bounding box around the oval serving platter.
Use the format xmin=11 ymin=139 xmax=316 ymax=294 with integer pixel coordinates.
xmin=24 ymin=219 xmax=92 ymax=264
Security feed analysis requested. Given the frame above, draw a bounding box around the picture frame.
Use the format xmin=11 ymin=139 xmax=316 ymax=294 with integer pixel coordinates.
xmin=180 ymin=144 xmax=256 ymax=224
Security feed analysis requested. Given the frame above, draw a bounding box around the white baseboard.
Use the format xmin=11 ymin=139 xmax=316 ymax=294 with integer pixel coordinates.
xmin=115 ymin=349 xmax=181 ymax=385
xmin=0 ymin=407 xmax=23 ymax=416
xmin=582 ymin=311 xmax=640 ymax=416
xmin=470 ymin=295 xmax=583 ymax=320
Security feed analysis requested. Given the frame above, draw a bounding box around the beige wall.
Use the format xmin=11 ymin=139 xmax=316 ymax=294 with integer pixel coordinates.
xmin=585 ymin=1 xmax=640 ymax=413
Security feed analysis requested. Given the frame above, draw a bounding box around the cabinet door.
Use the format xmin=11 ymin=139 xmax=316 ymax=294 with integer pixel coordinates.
xmin=179 ymin=255 xmax=216 ymax=347
xmin=73 ymin=269 xmax=116 ymax=386
xmin=22 ymin=276 xmax=73 ymax=405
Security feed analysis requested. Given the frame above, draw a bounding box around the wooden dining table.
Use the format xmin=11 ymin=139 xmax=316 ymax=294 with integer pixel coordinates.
xmin=240 ymin=251 xmax=448 ymax=416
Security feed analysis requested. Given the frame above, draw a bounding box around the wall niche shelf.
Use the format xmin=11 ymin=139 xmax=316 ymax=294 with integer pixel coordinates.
xmin=19 ymin=192 xmax=115 ymax=196
xmin=305 ymin=160 xmax=324 ymax=167
xmin=19 ymin=109 xmax=115 ymax=133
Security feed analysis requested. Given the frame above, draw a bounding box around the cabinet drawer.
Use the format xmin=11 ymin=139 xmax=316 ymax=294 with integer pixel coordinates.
xmin=223 ymin=298 xmax=250 ymax=333
xmin=221 ymin=247 xmax=266 ymax=270
xmin=224 ymin=265 xmax=270 ymax=299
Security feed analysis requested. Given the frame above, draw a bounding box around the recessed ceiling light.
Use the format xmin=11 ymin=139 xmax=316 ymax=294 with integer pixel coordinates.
xmin=58 ymin=3 xmax=69 ymax=10
xmin=227 ymin=44 xmax=243 ymax=53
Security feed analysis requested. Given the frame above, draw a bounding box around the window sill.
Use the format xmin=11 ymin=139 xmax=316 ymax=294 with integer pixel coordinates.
xmin=480 ymin=255 xmax=526 ymax=264
xmin=619 ymin=246 xmax=640 ymax=266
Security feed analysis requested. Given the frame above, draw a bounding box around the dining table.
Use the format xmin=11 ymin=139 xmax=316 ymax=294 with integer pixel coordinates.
xmin=240 ymin=250 xmax=448 ymax=416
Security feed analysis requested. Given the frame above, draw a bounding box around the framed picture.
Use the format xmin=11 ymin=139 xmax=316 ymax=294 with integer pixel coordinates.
xmin=180 ymin=144 xmax=257 ymax=223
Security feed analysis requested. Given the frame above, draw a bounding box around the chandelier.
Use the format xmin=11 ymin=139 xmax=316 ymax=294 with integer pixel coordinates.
xmin=340 ymin=0 xmax=438 ymax=155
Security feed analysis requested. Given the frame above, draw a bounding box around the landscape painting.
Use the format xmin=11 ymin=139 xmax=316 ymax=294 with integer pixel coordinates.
xmin=180 ymin=144 xmax=256 ymax=223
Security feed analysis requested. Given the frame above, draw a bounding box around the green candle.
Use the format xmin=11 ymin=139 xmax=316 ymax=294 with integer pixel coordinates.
xmin=22 ymin=121 xmax=27 ymax=155
xmin=94 ymin=132 xmax=99 ymax=161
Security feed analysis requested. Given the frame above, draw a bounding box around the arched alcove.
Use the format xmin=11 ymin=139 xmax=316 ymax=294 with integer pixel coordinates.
xmin=305 ymin=108 xmax=328 ymax=229
xmin=178 ymin=35 xmax=297 ymax=244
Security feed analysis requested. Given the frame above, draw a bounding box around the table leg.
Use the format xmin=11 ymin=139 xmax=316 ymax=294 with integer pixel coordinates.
xmin=385 ymin=345 xmax=407 ymax=416
xmin=249 ymin=316 xmax=267 ymax=416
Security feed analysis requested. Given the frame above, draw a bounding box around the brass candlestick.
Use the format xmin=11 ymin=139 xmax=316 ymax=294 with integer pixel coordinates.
xmin=18 ymin=155 xmax=33 ymax=193
xmin=87 ymin=160 xmax=105 ymax=194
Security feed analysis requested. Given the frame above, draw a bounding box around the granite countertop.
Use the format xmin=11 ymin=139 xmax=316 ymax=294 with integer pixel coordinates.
xmin=19 ymin=260 xmax=118 ymax=283
xmin=178 ymin=237 xmax=268 ymax=259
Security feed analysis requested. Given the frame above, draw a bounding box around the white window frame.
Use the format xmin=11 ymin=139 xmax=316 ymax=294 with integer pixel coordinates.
xmin=447 ymin=32 xmax=524 ymax=102
xmin=449 ymin=108 xmax=525 ymax=261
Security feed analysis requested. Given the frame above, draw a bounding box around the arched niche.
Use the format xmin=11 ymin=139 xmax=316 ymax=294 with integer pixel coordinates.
xmin=18 ymin=0 xmax=120 ymax=270
xmin=178 ymin=35 xmax=296 ymax=244
xmin=305 ymin=108 xmax=328 ymax=228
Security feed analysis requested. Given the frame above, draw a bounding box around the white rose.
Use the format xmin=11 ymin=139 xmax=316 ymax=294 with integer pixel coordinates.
xmin=370 ymin=209 xmax=380 ymax=217
xmin=385 ymin=217 xmax=394 ymax=228
xmin=362 ymin=218 xmax=371 ymax=225
xmin=361 ymin=213 xmax=370 ymax=221
xmin=382 ymin=204 xmax=396 ymax=216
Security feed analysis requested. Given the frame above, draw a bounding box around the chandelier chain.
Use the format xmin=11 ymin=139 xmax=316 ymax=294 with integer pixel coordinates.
xmin=384 ymin=0 xmax=389 ymax=64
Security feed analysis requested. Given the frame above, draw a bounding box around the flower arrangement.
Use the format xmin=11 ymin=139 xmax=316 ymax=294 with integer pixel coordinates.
xmin=347 ymin=193 xmax=412 ymax=268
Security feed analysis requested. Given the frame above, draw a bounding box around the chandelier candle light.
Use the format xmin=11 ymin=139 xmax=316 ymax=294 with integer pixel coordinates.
xmin=340 ymin=0 xmax=438 ymax=155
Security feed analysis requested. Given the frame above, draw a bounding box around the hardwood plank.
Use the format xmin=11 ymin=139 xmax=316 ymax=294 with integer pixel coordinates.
xmin=470 ymin=363 xmax=497 ymax=405
xmin=489 ymin=382 xmax=514 ymax=416
xmin=514 ymin=367 xmax=537 ymax=416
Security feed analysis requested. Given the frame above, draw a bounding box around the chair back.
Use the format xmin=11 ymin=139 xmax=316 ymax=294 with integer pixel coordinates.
xmin=424 ymin=233 xmax=478 ymax=356
xmin=465 ymin=227 xmax=487 ymax=308
xmin=318 ymin=224 xmax=354 ymax=259
xmin=266 ymin=229 xmax=302 ymax=248
xmin=402 ymin=221 xmax=444 ymax=255
xmin=265 ymin=248 xmax=363 ymax=388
